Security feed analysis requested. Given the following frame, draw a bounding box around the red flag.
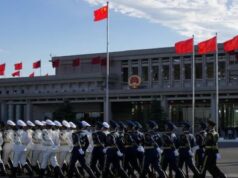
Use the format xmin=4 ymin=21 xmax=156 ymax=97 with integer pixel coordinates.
xmin=0 ymin=64 xmax=6 ymax=76
xmin=175 ymin=38 xmax=193 ymax=54
xmin=91 ymin=56 xmax=101 ymax=64
xmin=198 ymin=36 xmax=216 ymax=54
xmin=94 ymin=5 xmax=108 ymax=22
xmin=0 ymin=71 xmax=4 ymax=76
xmin=52 ymin=59 xmax=60 ymax=68
xmin=29 ymin=72 xmax=34 ymax=78
xmin=223 ymin=35 xmax=238 ymax=52
xmin=33 ymin=60 xmax=41 ymax=69
xmin=72 ymin=58 xmax=80 ymax=67
xmin=12 ymin=71 xmax=20 ymax=77
xmin=101 ymin=58 xmax=107 ymax=66
xmin=14 ymin=62 xmax=23 ymax=70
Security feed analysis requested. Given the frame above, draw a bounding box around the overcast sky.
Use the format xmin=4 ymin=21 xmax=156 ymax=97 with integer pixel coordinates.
xmin=0 ymin=0 xmax=237 ymax=77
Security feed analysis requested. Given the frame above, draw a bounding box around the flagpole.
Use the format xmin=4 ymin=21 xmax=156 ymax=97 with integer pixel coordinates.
xmin=192 ymin=35 xmax=195 ymax=134
xmin=40 ymin=60 xmax=42 ymax=76
xmin=215 ymin=33 xmax=219 ymax=131
xmin=105 ymin=1 xmax=110 ymax=122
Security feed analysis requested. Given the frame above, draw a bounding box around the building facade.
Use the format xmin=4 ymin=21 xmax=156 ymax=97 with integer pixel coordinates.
xmin=0 ymin=45 xmax=238 ymax=138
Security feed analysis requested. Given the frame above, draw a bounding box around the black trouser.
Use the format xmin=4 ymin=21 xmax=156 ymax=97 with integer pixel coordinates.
xmin=102 ymin=147 xmax=128 ymax=178
xmin=200 ymin=150 xmax=226 ymax=178
xmin=141 ymin=148 xmax=166 ymax=178
xmin=178 ymin=154 xmax=200 ymax=178
xmin=68 ymin=146 xmax=96 ymax=178
xmin=123 ymin=146 xmax=141 ymax=176
xmin=90 ymin=146 xmax=105 ymax=176
xmin=161 ymin=150 xmax=185 ymax=178
xmin=195 ymin=147 xmax=204 ymax=171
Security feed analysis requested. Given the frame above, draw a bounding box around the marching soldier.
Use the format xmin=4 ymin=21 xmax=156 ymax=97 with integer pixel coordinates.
xmin=26 ymin=120 xmax=35 ymax=165
xmin=178 ymin=123 xmax=200 ymax=178
xmin=161 ymin=121 xmax=185 ymax=178
xmin=200 ymin=120 xmax=226 ymax=178
xmin=0 ymin=121 xmax=7 ymax=176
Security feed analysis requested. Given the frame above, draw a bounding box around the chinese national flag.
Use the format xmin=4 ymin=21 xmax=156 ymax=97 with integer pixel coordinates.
xmin=175 ymin=38 xmax=193 ymax=54
xmin=91 ymin=56 xmax=101 ymax=64
xmin=101 ymin=58 xmax=107 ymax=66
xmin=52 ymin=59 xmax=60 ymax=68
xmin=94 ymin=5 xmax=108 ymax=22
xmin=12 ymin=71 xmax=20 ymax=77
xmin=33 ymin=60 xmax=41 ymax=69
xmin=14 ymin=62 xmax=23 ymax=70
xmin=29 ymin=72 xmax=34 ymax=78
xmin=223 ymin=35 xmax=238 ymax=52
xmin=198 ymin=36 xmax=217 ymax=54
xmin=0 ymin=64 xmax=6 ymax=76
xmin=72 ymin=58 xmax=80 ymax=67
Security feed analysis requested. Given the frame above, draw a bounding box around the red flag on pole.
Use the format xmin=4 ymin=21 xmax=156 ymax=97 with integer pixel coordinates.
xmin=91 ymin=56 xmax=101 ymax=64
xmin=29 ymin=72 xmax=34 ymax=78
xmin=33 ymin=60 xmax=41 ymax=69
xmin=223 ymin=35 xmax=238 ymax=52
xmin=94 ymin=5 xmax=108 ymax=22
xmin=175 ymin=38 xmax=193 ymax=54
xmin=12 ymin=71 xmax=20 ymax=77
xmin=52 ymin=59 xmax=60 ymax=68
xmin=14 ymin=62 xmax=23 ymax=70
xmin=198 ymin=36 xmax=217 ymax=54
xmin=72 ymin=58 xmax=80 ymax=67
xmin=0 ymin=64 xmax=6 ymax=76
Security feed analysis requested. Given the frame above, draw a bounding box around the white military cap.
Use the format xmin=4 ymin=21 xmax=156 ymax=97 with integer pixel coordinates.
xmin=7 ymin=120 xmax=16 ymax=126
xmin=35 ymin=120 xmax=43 ymax=126
xmin=81 ymin=121 xmax=91 ymax=127
xmin=41 ymin=121 xmax=46 ymax=126
xmin=102 ymin=122 xmax=110 ymax=129
xmin=62 ymin=120 xmax=70 ymax=128
xmin=27 ymin=120 xmax=35 ymax=127
xmin=17 ymin=120 xmax=27 ymax=127
xmin=46 ymin=119 xmax=55 ymax=126
xmin=69 ymin=122 xmax=76 ymax=129
xmin=54 ymin=120 xmax=62 ymax=127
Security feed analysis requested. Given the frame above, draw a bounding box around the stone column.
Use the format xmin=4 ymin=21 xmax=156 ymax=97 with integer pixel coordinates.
xmin=8 ymin=104 xmax=13 ymax=121
xmin=16 ymin=104 xmax=21 ymax=120
xmin=26 ymin=102 xmax=32 ymax=121
xmin=1 ymin=102 xmax=7 ymax=122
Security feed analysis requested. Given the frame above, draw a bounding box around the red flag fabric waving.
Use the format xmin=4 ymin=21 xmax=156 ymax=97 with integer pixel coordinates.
xmin=15 ymin=62 xmax=23 ymax=70
xmin=72 ymin=58 xmax=80 ymax=67
xmin=0 ymin=64 xmax=6 ymax=76
xmin=33 ymin=60 xmax=41 ymax=69
xmin=12 ymin=71 xmax=20 ymax=77
xmin=223 ymin=35 xmax=238 ymax=52
xmin=198 ymin=36 xmax=217 ymax=54
xmin=91 ymin=56 xmax=101 ymax=64
xmin=94 ymin=5 xmax=108 ymax=22
xmin=175 ymin=38 xmax=193 ymax=54
xmin=52 ymin=59 xmax=60 ymax=68
xmin=29 ymin=72 xmax=34 ymax=78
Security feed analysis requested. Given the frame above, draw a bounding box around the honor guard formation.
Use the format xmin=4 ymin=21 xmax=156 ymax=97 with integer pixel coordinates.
xmin=0 ymin=119 xmax=227 ymax=178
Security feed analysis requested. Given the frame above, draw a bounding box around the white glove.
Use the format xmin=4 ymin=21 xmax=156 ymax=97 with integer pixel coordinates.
xmin=117 ymin=150 xmax=123 ymax=157
xmin=189 ymin=149 xmax=194 ymax=156
xmin=156 ymin=147 xmax=163 ymax=154
xmin=137 ymin=146 xmax=145 ymax=153
xmin=174 ymin=149 xmax=179 ymax=156
xmin=103 ymin=148 xmax=108 ymax=154
xmin=78 ymin=148 xmax=84 ymax=155
xmin=216 ymin=153 xmax=221 ymax=160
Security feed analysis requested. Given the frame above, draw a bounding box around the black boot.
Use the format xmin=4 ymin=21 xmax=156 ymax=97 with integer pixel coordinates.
xmin=10 ymin=167 xmax=17 ymax=178
xmin=23 ymin=163 xmax=33 ymax=177
xmin=54 ymin=166 xmax=64 ymax=178
xmin=0 ymin=163 xmax=7 ymax=176
xmin=39 ymin=169 xmax=45 ymax=178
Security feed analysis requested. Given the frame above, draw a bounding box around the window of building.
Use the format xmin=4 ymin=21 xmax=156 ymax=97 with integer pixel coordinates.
xmin=196 ymin=63 xmax=203 ymax=79
xmin=184 ymin=64 xmax=191 ymax=79
xmin=206 ymin=62 xmax=214 ymax=78
xmin=163 ymin=65 xmax=169 ymax=80
xmin=173 ymin=64 xmax=180 ymax=80
xmin=152 ymin=66 xmax=159 ymax=81
xmin=142 ymin=66 xmax=148 ymax=81
xmin=122 ymin=67 xmax=128 ymax=82
xmin=132 ymin=67 xmax=138 ymax=75
xmin=219 ymin=61 xmax=226 ymax=78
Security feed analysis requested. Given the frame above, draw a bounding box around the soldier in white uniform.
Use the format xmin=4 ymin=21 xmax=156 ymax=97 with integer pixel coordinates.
xmin=12 ymin=120 xmax=33 ymax=178
xmin=39 ymin=120 xmax=64 ymax=178
xmin=3 ymin=120 xmax=15 ymax=170
xmin=26 ymin=120 xmax=35 ymax=165
xmin=0 ymin=121 xmax=7 ymax=176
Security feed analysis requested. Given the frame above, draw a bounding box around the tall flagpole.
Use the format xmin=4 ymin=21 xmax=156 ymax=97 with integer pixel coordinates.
xmin=192 ymin=35 xmax=195 ymax=134
xmin=215 ymin=33 xmax=219 ymax=131
xmin=105 ymin=1 xmax=110 ymax=122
